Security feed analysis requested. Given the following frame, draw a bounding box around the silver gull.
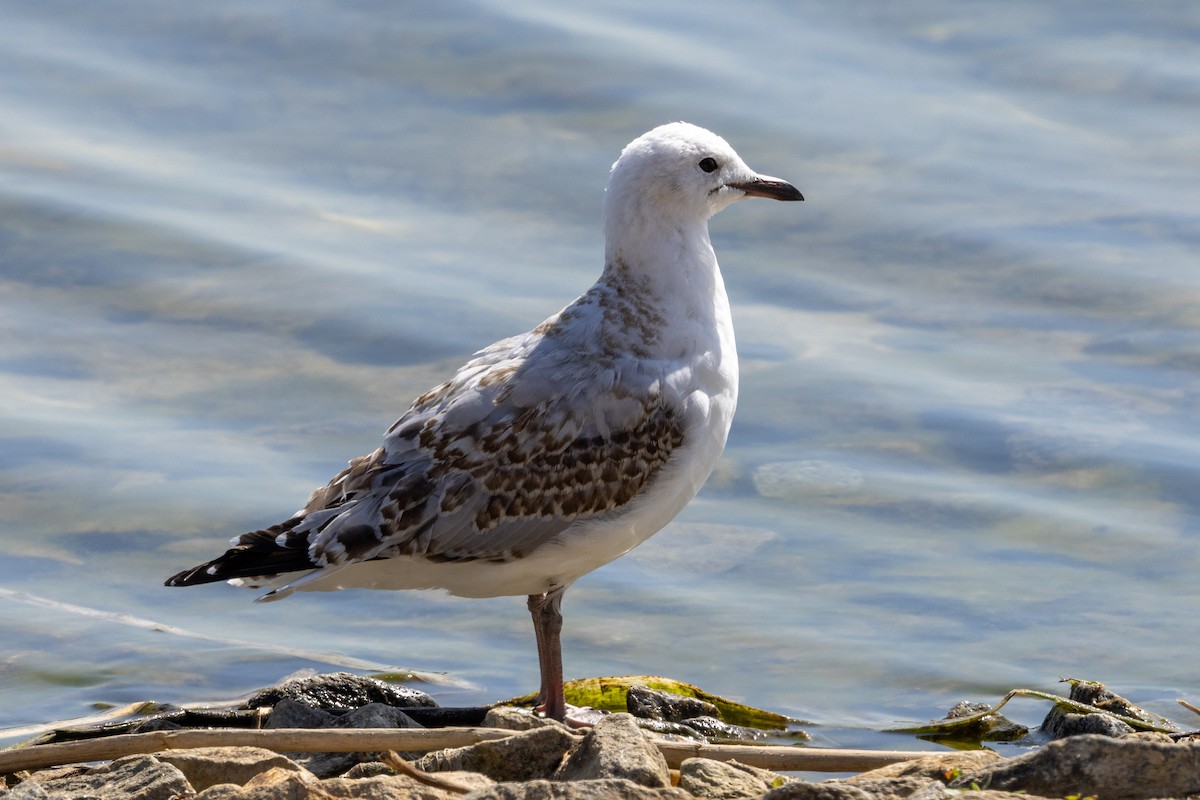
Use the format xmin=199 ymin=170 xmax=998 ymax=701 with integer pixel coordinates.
xmin=166 ymin=122 xmax=803 ymax=721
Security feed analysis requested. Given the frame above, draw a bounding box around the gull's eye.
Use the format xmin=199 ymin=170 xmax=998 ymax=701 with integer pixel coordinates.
xmin=698 ymin=157 xmax=719 ymax=173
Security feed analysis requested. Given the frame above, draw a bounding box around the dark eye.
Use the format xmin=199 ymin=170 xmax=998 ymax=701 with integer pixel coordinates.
xmin=698 ymin=157 xmax=719 ymax=173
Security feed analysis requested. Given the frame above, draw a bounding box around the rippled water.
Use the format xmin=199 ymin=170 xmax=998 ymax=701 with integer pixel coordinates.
xmin=2 ymin=1 xmax=1199 ymax=750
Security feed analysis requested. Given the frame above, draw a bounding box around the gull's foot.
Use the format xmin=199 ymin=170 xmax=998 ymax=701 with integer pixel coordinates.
xmin=536 ymin=703 xmax=605 ymax=729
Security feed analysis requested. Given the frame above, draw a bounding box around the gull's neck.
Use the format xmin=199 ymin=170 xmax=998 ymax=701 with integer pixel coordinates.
xmin=602 ymin=205 xmax=724 ymax=314
xmin=580 ymin=207 xmax=732 ymax=364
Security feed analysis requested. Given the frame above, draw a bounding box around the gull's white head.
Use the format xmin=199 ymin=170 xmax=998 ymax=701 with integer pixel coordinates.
xmin=605 ymin=122 xmax=803 ymax=228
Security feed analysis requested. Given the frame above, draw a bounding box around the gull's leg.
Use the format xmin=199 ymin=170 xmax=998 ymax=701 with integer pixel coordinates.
xmin=527 ymin=586 xmax=566 ymax=721
xmin=527 ymin=592 xmax=550 ymax=708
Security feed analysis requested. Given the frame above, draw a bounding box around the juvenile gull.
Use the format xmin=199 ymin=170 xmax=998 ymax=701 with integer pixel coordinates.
xmin=166 ymin=122 xmax=803 ymax=721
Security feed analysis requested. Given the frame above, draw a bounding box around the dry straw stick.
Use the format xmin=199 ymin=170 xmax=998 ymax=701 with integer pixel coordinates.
xmin=0 ymin=727 xmax=929 ymax=775
xmin=652 ymin=740 xmax=930 ymax=771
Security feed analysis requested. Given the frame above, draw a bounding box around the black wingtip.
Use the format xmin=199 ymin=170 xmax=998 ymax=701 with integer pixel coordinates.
xmin=164 ymin=562 xmax=226 ymax=588
xmin=164 ymin=532 xmax=319 ymax=589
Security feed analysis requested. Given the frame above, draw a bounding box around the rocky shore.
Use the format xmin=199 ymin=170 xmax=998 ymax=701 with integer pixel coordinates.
xmin=3 ymin=673 xmax=1199 ymax=799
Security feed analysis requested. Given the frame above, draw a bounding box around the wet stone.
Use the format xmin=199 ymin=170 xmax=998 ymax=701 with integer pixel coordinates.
xmin=627 ymin=684 xmax=720 ymax=722
xmin=244 ymin=671 xmax=437 ymax=712
xmin=1042 ymin=706 xmax=1135 ymax=739
xmin=920 ymin=700 xmax=1028 ymax=743
xmin=679 ymin=715 xmax=767 ymax=742
xmin=631 ymin=717 xmax=706 ymax=740
xmin=1040 ymin=679 xmax=1162 ymax=741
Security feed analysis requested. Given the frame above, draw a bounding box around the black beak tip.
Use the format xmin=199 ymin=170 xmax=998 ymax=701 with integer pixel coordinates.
xmin=776 ymin=182 xmax=804 ymax=202
xmin=735 ymin=179 xmax=804 ymax=202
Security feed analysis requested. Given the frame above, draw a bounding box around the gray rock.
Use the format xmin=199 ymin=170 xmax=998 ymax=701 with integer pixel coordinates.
xmin=951 ymin=733 xmax=1200 ymax=799
xmin=196 ymin=771 xmax=481 ymax=799
xmin=918 ymin=700 xmax=1027 ymax=743
xmin=555 ymin=713 xmax=670 ymax=787
xmin=17 ymin=754 xmax=192 ymax=800
xmin=678 ymin=757 xmax=791 ymax=798
xmin=300 ymin=701 xmax=424 ymax=778
xmin=2 ymin=780 xmax=48 ymax=799
xmin=130 ymin=717 xmax=186 ymax=733
xmin=195 ymin=770 xmax=316 ymax=799
xmin=830 ymin=777 xmax=933 ymax=798
xmin=627 ymin=685 xmax=720 ymax=722
xmin=908 ymin=788 xmax=1029 ymax=800
xmin=331 ymin=702 xmax=423 ymax=730
xmin=245 ymin=671 xmax=437 ymax=711
xmin=323 ymin=772 xmax=494 ymax=798
xmin=630 ymin=717 xmax=706 ymax=739
xmin=846 ymin=750 xmax=1001 ymax=784
xmin=1062 ymin=679 xmax=1150 ymax=720
xmin=759 ymin=781 xmax=876 ymax=800
xmin=155 ymin=746 xmax=310 ymax=791
xmin=1040 ymin=707 xmax=1134 ymax=739
xmin=415 ymin=725 xmax=577 ymax=782
xmin=463 ymin=778 xmax=691 ymax=800
xmin=680 ymin=715 xmax=765 ymax=741
xmin=762 ymin=780 xmax=937 ymax=800
xmin=482 ymin=706 xmax=569 ymax=732
xmin=1040 ymin=679 xmax=1161 ymax=741
xmin=342 ymin=760 xmax=397 ymax=779
xmin=265 ymin=697 xmax=337 ymax=728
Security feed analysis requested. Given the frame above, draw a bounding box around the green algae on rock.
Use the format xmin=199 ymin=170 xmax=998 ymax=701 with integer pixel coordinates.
xmin=502 ymin=676 xmax=794 ymax=731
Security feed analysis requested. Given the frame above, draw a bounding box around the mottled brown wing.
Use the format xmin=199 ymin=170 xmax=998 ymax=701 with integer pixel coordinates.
xmin=167 ymin=333 xmax=685 ymax=586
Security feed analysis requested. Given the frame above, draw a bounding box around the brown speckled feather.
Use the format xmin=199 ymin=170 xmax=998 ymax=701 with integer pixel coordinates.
xmin=165 ymin=278 xmax=688 ymax=588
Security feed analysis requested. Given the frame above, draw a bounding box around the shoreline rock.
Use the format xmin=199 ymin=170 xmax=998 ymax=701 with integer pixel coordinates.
xmin=12 ymin=735 xmax=1200 ymax=800
xmin=5 ymin=673 xmax=1200 ymax=799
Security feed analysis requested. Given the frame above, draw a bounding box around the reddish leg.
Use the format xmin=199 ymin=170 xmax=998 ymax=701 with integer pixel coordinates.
xmin=527 ymin=586 xmax=567 ymax=721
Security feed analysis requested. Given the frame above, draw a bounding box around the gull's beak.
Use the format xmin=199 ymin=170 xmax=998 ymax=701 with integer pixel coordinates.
xmin=731 ymin=174 xmax=804 ymax=202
